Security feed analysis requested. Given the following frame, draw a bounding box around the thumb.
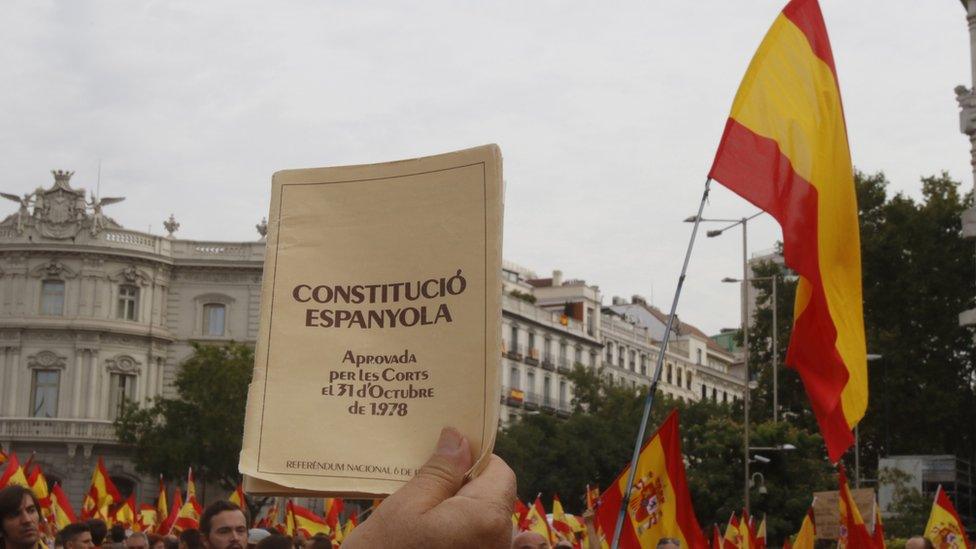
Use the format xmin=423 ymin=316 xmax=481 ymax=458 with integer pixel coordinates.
xmin=384 ymin=427 xmax=472 ymax=513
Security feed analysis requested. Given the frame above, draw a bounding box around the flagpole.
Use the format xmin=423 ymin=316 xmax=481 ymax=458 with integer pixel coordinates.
xmin=610 ymin=178 xmax=712 ymax=549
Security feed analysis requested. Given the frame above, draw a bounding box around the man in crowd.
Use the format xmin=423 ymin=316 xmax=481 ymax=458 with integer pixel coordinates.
xmin=83 ymin=521 xmax=106 ymax=549
xmin=0 ymin=485 xmax=42 ymax=549
xmin=905 ymin=536 xmax=935 ymax=549
xmin=60 ymin=524 xmax=94 ymax=549
xmin=124 ymin=533 xmax=149 ymax=549
xmin=199 ymin=502 xmax=247 ymax=549
xmin=511 ymin=531 xmax=548 ymax=549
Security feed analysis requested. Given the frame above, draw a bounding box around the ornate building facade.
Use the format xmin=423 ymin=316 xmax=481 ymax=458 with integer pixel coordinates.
xmin=0 ymin=170 xmax=745 ymax=508
xmin=0 ymin=171 xmax=264 ymax=506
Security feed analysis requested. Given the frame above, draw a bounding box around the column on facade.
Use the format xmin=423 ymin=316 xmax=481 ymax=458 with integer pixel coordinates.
xmin=86 ymin=351 xmax=100 ymax=418
xmin=100 ymin=361 xmax=112 ymax=418
xmin=72 ymin=350 xmax=85 ymax=418
xmin=6 ymin=348 xmax=20 ymax=416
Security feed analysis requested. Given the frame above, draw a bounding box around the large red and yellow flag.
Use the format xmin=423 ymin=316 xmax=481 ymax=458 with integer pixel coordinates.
xmin=837 ymin=466 xmax=877 ymax=549
xmin=26 ymin=465 xmax=51 ymax=515
xmin=81 ymin=457 xmax=122 ymax=520
xmin=708 ymin=0 xmax=867 ymax=462
xmin=595 ymin=410 xmax=706 ymax=548
xmin=738 ymin=510 xmax=755 ymax=549
xmin=114 ymin=495 xmax=137 ymax=528
xmin=49 ymin=484 xmax=77 ymax=530
xmin=924 ymin=485 xmax=971 ymax=549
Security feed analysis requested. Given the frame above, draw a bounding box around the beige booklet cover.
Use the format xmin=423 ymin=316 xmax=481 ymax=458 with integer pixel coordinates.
xmin=239 ymin=145 xmax=503 ymax=497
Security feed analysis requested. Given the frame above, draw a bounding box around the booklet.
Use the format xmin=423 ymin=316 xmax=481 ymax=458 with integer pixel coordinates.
xmin=239 ymin=145 xmax=503 ymax=497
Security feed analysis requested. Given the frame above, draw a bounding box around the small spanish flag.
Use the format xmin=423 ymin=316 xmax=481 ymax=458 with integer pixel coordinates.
xmin=595 ymin=410 xmax=705 ymax=548
xmin=924 ymin=485 xmax=970 ymax=549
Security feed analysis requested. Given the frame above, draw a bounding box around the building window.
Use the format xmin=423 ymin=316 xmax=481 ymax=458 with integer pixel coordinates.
xmin=629 ymin=350 xmax=636 ymax=371
xmin=559 ymin=380 xmax=567 ymax=407
xmin=605 ymin=342 xmax=613 ymax=363
xmin=203 ymin=303 xmax=226 ymax=336
xmin=640 ymin=354 xmax=647 ymax=376
xmin=701 ymin=384 xmax=707 ymax=400
xmin=30 ymin=370 xmax=60 ymax=418
xmin=510 ymin=366 xmax=520 ymax=389
xmin=723 ymin=391 xmax=728 ymax=403
xmin=108 ymin=373 xmax=135 ymax=420
xmin=117 ymin=285 xmax=139 ymax=320
xmin=543 ymin=376 xmax=551 ymax=404
xmin=617 ymin=348 xmax=624 ymax=368
xmin=527 ymin=371 xmax=535 ymax=393
xmin=667 ymin=364 xmax=672 ymax=384
xmin=696 ymin=349 xmax=703 ymax=365
xmin=686 ymin=373 xmax=692 ymax=390
xmin=559 ymin=342 xmax=567 ymax=361
xmin=40 ymin=280 xmax=65 ymax=316
xmin=575 ymin=347 xmax=582 ymax=365
xmin=527 ymin=332 xmax=535 ymax=355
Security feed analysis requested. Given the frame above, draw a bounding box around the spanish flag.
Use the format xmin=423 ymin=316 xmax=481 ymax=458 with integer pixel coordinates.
xmin=708 ymin=0 xmax=866 ymax=462
xmin=158 ymin=487 xmax=183 ymax=535
xmin=790 ymin=502 xmax=816 ymax=549
xmin=738 ymin=510 xmax=755 ymax=549
xmin=229 ymin=484 xmax=246 ymax=508
xmin=755 ymin=515 xmax=767 ymax=549
xmin=0 ymin=453 xmax=29 ymax=489
xmin=287 ymin=501 xmax=330 ymax=538
xmin=524 ymin=495 xmax=554 ymax=544
xmin=552 ymin=494 xmax=574 ymax=542
xmin=513 ymin=499 xmax=529 ymax=530
xmin=81 ymin=457 xmax=122 ymax=519
xmin=924 ymin=485 xmax=970 ymax=549
xmin=171 ymin=496 xmax=203 ymax=534
xmin=137 ymin=504 xmax=157 ymax=533
xmin=156 ymin=476 xmax=168 ymax=526
xmin=723 ymin=513 xmax=740 ymax=549
xmin=49 ymin=484 xmax=77 ymax=530
xmin=324 ymin=498 xmax=343 ymax=536
xmin=595 ymin=410 xmax=705 ymax=548
xmin=871 ymin=498 xmax=886 ymax=548
xmin=186 ymin=467 xmax=197 ymax=500
xmin=837 ymin=466 xmax=876 ymax=548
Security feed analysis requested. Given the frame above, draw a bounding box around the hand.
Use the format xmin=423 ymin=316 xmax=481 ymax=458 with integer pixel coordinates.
xmin=342 ymin=427 xmax=516 ymax=549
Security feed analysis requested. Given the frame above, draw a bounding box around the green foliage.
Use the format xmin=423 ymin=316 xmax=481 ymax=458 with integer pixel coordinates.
xmin=878 ymin=468 xmax=930 ymax=539
xmin=115 ymin=342 xmax=254 ymax=490
xmin=495 ymin=366 xmax=834 ymax=543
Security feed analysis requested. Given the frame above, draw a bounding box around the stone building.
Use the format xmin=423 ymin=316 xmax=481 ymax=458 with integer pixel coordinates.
xmin=0 ymin=170 xmax=745 ymax=510
xmin=0 ymin=170 xmax=263 ymax=506
xmin=956 ymin=0 xmax=976 ymax=332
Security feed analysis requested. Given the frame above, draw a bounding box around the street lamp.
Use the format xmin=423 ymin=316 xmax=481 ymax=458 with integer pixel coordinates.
xmin=855 ymin=353 xmax=884 ymax=488
xmin=724 ymin=274 xmax=780 ymax=423
xmin=684 ymin=210 xmax=763 ymax=513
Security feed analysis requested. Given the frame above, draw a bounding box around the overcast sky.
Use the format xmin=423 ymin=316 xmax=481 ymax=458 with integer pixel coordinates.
xmin=0 ymin=1 xmax=971 ymax=335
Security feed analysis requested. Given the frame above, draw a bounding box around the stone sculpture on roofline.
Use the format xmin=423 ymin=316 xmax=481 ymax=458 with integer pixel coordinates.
xmin=0 ymin=170 xmax=125 ymax=239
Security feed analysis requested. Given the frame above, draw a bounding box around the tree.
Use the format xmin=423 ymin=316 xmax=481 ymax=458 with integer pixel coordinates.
xmin=115 ymin=342 xmax=255 ymax=509
xmin=877 ymin=467 xmax=930 ymax=539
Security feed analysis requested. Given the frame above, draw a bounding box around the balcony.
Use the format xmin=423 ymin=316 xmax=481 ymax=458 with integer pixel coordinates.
xmin=541 ymin=397 xmax=556 ymax=414
xmin=541 ymin=353 xmax=555 ymax=370
xmin=505 ymin=343 xmax=523 ymax=361
xmin=522 ymin=391 xmax=541 ymax=411
xmin=556 ymin=357 xmax=572 ymax=374
xmin=524 ymin=348 xmax=540 ymax=366
xmin=0 ymin=418 xmax=118 ymax=443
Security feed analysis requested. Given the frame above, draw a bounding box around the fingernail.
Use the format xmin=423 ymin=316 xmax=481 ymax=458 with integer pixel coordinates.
xmin=435 ymin=427 xmax=465 ymax=457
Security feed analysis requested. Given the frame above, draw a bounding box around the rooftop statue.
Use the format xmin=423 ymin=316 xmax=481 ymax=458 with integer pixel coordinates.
xmin=0 ymin=170 xmax=125 ymax=239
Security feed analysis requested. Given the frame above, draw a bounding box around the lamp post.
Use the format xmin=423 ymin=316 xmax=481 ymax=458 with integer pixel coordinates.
xmin=856 ymin=353 xmax=884 ymax=489
xmin=684 ymin=211 xmax=762 ymax=513
xmin=724 ymin=274 xmax=778 ymax=423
